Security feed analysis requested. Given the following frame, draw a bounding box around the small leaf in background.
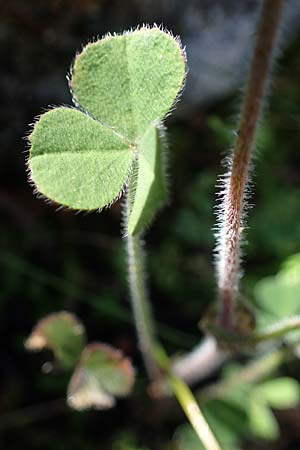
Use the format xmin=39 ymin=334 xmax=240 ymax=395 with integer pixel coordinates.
xmin=29 ymin=107 xmax=133 ymax=210
xmin=254 ymin=253 xmax=300 ymax=328
xmin=67 ymin=343 xmax=135 ymax=410
xmin=254 ymin=377 xmax=299 ymax=409
xmin=25 ymin=311 xmax=86 ymax=370
xmin=249 ymin=397 xmax=279 ymax=441
xmin=127 ymin=124 xmax=168 ymax=235
xmin=71 ymin=27 xmax=186 ymax=141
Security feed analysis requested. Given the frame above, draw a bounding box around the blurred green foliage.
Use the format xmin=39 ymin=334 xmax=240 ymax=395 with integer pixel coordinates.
xmin=174 ymin=374 xmax=300 ymax=449
xmin=1 ymin=19 xmax=300 ymax=450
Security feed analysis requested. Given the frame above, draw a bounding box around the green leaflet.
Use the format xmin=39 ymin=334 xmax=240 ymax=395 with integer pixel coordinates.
xmin=67 ymin=343 xmax=135 ymax=410
xmin=254 ymin=377 xmax=300 ymax=409
xmin=71 ymin=27 xmax=186 ymax=141
xmin=249 ymin=397 xmax=279 ymax=440
xmin=29 ymin=108 xmax=133 ymax=210
xmin=127 ymin=124 xmax=168 ymax=235
xmin=25 ymin=311 xmax=86 ymax=370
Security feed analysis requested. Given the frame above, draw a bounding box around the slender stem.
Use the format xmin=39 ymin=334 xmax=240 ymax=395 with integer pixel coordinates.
xmin=125 ymin=224 xmax=223 ymax=450
xmin=156 ymin=348 xmax=222 ymax=450
xmin=216 ymin=0 xmax=284 ymax=329
xmin=199 ymin=348 xmax=285 ymax=403
xmin=170 ymin=374 xmax=222 ymax=450
xmin=125 ymin=195 xmax=161 ymax=380
xmin=205 ymin=315 xmax=300 ymax=347
xmin=253 ymin=315 xmax=300 ymax=343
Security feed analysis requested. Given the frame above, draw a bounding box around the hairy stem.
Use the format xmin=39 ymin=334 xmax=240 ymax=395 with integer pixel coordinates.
xmin=216 ymin=0 xmax=284 ymax=328
xmin=125 ymin=195 xmax=161 ymax=380
xmin=125 ymin=214 xmax=222 ymax=448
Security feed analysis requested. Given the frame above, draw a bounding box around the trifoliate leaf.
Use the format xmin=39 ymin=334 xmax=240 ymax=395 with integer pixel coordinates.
xmin=25 ymin=311 xmax=86 ymax=370
xmin=29 ymin=107 xmax=133 ymax=210
xmin=67 ymin=343 xmax=135 ymax=410
xmin=28 ymin=27 xmax=186 ymax=229
xmin=127 ymin=124 xmax=168 ymax=235
xmin=71 ymin=27 xmax=186 ymax=141
xmin=255 ymin=377 xmax=299 ymax=409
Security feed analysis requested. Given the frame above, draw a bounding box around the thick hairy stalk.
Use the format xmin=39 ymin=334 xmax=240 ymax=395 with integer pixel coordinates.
xmin=172 ymin=336 xmax=228 ymax=386
xmin=125 ymin=197 xmax=161 ymax=380
xmin=216 ymin=0 xmax=284 ymax=328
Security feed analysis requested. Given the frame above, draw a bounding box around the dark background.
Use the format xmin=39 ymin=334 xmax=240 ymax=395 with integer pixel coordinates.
xmin=1 ymin=1 xmax=300 ymax=449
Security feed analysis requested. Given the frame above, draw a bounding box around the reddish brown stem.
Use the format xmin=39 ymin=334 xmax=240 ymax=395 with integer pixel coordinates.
xmin=217 ymin=0 xmax=284 ymax=329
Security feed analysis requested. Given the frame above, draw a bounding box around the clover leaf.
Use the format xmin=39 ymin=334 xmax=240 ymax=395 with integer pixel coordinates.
xmin=67 ymin=343 xmax=135 ymax=410
xmin=28 ymin=27 xmax=186 ymax=234
xmin=25 ymin=311 xmax=86 ymax=370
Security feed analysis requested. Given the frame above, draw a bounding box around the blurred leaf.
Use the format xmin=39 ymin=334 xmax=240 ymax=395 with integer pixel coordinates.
xmin=255 ymin=377 xmax=299 ymax=409
xmin=249 ymin=191 xmax=300 ymax=261
xmin=249 ymin=397 xmax=279 ymax=440
xmin=173 ymin=397 xmax=246 ymax=450
xmin=254 ymin=253 xmax=300 ymax=328
xmin=67 ymin=342 xmax=135 ymax=410
xmin=204 ymin=400 xmax=248 ymax=443
xmin=173 ymin=424 xmax=207 ymax=450
xmin=173 ymin=421 xmax=240 ymax=450
xmin=25 ymin=311 xmax=86 ymax=370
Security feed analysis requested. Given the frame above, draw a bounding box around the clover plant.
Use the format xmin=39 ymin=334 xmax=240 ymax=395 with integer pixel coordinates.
xmin=25 ymin=2 xmax=300 ymax=449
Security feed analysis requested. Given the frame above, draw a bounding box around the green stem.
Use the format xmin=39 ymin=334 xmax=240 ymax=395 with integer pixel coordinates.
xmin=170 ymin=375 xmax=222 ymax=450
xmin=199 ymin=348 xmax=286 ymax=403
xmin=125 ymin=195 xmax=161 ymax=380
xmin=156 ymin=348 xmax=222 ymax=450
xmin=253 ymin=315 xmax=300 ymax=343
xmin=125 ymin=216 xmax=222 ymax=449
